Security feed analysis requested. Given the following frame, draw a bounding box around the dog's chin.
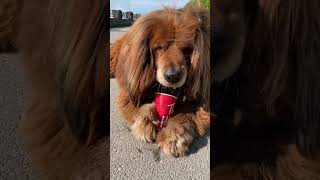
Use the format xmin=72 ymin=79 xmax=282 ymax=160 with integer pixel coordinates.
xmin=157 ymin=76 xmax=187 ymax=89
xmin=158 ymin=81 xmax=182 ymax=89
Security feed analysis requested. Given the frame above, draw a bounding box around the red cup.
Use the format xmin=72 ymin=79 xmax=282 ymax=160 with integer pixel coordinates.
xmin=154 ymin=92 xmax=177 ymax=130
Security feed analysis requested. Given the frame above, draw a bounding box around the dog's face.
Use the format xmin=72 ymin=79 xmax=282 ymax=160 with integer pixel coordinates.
xmin=115 ymin=8 xmax=210 ymax=106
xmin=150 ymin=21 xmax=193 ymax=89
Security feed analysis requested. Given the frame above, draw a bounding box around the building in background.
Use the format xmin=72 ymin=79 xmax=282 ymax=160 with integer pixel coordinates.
xmin=122 ymin=11 xmax=133 ymax=20
xmin=110 ymin=10 xmax=113 ymax=18
xmin=126 ymin=11 xmax=133 ymax=20
xmin=110 ymin=10 xmax=141 ymax=21
xmin=111 ymin=10 xmax=122 ymax=19
xmin=122 ymin=11 xmax=134 ymax=20
xmin=133 ymin=14 xmax=141 ymax=20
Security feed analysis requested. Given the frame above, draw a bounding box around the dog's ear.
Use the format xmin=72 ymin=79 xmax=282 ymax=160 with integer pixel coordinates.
xmin=114 ymin=13 xmax=157 ymax=106
xmin=51 ymin=1 xmax=108 ymax=144
xmin=182 ymin=8 xmax=210 ymax=110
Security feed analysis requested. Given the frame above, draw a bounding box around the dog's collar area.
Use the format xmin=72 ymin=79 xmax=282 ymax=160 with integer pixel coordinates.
xmin=154 ymin=83 xmax=181 ymax=98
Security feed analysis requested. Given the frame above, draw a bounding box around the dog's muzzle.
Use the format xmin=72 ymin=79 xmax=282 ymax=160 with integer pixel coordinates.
xmin=164 ymin=68 xmax=182 ymax=84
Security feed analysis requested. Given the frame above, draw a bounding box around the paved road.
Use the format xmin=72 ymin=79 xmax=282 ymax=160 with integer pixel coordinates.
xmin=110 ymin=79 xmax=210 ymax=180
xmin=110 ymin=27 xmax=210 ymax=180
xmin=0 ymin=54 xmax=37 ymax=180
xmin=110 ymin=27 xmax=130 ymax=44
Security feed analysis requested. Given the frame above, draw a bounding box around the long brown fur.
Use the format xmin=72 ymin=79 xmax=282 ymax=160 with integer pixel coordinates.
xmin=111 ymin=7 xmax=211 ymax=157
xmin=17 ymin=0 xmax=109 ymax=179
xmin=212 ymin=0 xmax=320 ymax=179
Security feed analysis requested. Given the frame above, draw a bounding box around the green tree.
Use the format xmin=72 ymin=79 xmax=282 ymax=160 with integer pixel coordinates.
xmin=185 ymin=0 xmax=209 ymax=10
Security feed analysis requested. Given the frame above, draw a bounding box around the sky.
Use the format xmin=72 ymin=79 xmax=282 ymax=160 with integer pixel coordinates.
xmin=110 ymin=0 xmax=189 ymax=14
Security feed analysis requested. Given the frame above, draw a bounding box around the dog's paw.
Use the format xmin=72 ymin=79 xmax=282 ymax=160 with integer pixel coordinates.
xmin=131 ymin=103 xmax=157 ymax=143
xmin=132 ymin=118 xmax=156 ymax=143
xmin=156 ymin=125 xmax=195 ymax=157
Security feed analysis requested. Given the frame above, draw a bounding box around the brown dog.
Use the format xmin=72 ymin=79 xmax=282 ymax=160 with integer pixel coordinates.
xmin=111 ymin=7 xmax=211 ymax=157
xmin=17 ymin=0 xmax=109 ymax=179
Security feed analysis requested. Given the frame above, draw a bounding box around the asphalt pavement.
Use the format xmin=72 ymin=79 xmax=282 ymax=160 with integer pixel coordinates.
xmin=110 ymin=27 xmax=130 ymax=44
xmin=0 ymin=53 xmax=37 ymax=180
xmin=110 ymin=79 xmax=210 ymax=180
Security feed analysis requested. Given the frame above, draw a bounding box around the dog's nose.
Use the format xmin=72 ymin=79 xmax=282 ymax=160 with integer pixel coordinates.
xmin=164 ymin=69 xmax=182 ymax=84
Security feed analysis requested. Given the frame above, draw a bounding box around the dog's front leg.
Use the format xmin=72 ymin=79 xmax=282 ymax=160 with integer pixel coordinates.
xmin=156 ymin=107 xmax=210 ymax=157
xmin=116 ymin=91 xmax=157 ymax=143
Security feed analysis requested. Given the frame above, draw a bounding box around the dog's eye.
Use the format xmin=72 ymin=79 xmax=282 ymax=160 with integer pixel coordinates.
xmin=154 ymin=46 xmax=164 ymax=52
xmin=182 ymin=47 xmax=193 ymax=56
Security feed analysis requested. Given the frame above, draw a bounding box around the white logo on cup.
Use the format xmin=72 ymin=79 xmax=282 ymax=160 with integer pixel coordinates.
xmin=159 ymin=103 xmax=175 ymax=128
xmin=160 ymin=116 xmax=168 ymax=127
xmin=168 ymin=103 xmax=175 ymax=115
